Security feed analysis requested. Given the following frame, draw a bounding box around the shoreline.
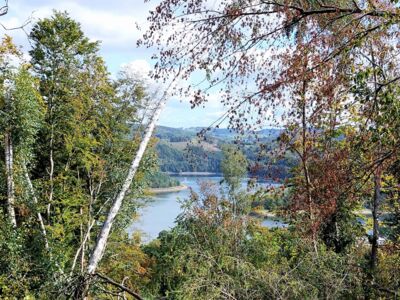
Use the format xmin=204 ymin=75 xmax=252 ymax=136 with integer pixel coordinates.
xmin=167 ymin=172 xmax=221 ymax=176
xmin=147 ymin=184 xmax=189 ymax=194
xmin=355 ymin=208 xmax=372 ymax=216
xmin=250 ymin=209 xmax=277 ymax=218
xmin=252 ymin=208 xmax=375 ymax=220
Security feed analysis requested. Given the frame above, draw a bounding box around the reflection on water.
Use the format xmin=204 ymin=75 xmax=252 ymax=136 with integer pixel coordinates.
xmin=261 ymin=218 xmax=288 ymax=228
xmin=127 ymin=176 xmax=285 ymax=243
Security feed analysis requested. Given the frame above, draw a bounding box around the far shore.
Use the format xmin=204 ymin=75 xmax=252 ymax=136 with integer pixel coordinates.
xmin=147 ymin=184 xmax=189 ymax=194
xmin=252 ymin=208 xmax=375 ymax=220
xmin=250 ymin=209 xmax=277 ymax=218
xmin=355 ymin=208 xmax=372 ymax=216
xmin=167 ymin=172 xmax=221 ymax=176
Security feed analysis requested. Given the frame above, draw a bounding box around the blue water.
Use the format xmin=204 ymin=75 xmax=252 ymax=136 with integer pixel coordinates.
xmin=127 ymin=176 xmax=285 ymax=243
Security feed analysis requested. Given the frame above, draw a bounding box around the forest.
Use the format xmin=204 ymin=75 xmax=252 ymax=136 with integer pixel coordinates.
xmin=0 ymin=0 xmax=400 ymax=299
xmin=154 ymin=126 xmax=294 ymax=178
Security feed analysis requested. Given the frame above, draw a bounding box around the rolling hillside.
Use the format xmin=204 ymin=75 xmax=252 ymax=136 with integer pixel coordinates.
xmin=154 ymin=126 xmax=294 ymax=179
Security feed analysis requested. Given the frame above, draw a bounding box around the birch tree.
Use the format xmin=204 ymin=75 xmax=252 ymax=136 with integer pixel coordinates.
xmin=2 ymin=68 xmax=45 ymax=226
xmin=1 ymin=36 xmax=44 ymax=228
xmin=76 ymin=69 xmax=180 ymax=296
xmin=0 ymin=36 xmax=18 ymax=226
xmin=3 ymin=122 xmax=16 ymax=226
xmin=86 ymin=98 xmax=166 ymax=275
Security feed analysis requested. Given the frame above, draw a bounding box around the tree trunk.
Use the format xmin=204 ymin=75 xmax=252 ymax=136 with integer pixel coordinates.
xmin=76 ymin=99 xmax=167 ymax=298
xmin=369 ymin=43 xmax=381 ymax=271
xmin=299 ymin=76 xmax=318 ymax=255
xmin=48 ymin=122 xmax=55 ymax=220
xmin=70 ymin=219 xmax=95 ymax=276
xmin=4 ymin=131 xmax=17 ymax=227
xmin=87 ymin=100 xmax=165 ymax=273
xmin=80 ymin=206 xmax=85 ymax=273
xmin=370 ymin=166 xmax=382 ymax=270
xmin=23 ymin=163 xmax=50 ymax=250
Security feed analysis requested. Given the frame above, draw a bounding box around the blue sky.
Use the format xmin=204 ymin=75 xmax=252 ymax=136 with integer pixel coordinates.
xmin=0 ymin=0 xmax=227 ymax=128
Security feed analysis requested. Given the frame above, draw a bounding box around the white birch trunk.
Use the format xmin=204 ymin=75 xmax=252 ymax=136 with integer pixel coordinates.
xmin=47 ymin=122 xmax=54 ymax=219
xmin=4 ymin=131 xmax=17 ymax=227
xmin=86 ymin=99 xmax=167 ymax=275
xmin=23 ymin=163 xmax=50 ymax=250
xmin=70 ymin=219 xmax=95 ymax=276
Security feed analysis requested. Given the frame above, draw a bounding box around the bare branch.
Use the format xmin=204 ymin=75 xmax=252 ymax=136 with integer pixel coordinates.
xmin=95 ymin=273 xmax=143 ymax=300
xmin=0 ymin=0 xmax=8 ymax=16
xmin=0 ymin=13 xmax=32 ymax=31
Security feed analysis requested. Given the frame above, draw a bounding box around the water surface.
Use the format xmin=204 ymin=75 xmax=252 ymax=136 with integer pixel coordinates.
xmin=127 ymin=175 xmax=285 ymax=242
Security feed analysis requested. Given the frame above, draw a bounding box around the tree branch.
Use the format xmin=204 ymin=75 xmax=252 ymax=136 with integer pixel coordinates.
xmin=95 ymin=272 xmax=143 ymax=300
xmin=0 ymin=0 xmax=8 ymax=16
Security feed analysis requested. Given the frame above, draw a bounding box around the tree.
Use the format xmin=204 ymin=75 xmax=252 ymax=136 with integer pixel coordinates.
xmin=221 ymin=144 xmax=248 ymax=193
xmin=78 ymin=71 xmax=178 ymax=297
xmin=141 ymin=0 xmax=400 ymax=130
xmin=143 ymin=181 xmax=365 ymax=299
xmin=29 ymin=11 xmax=100 ymax=222
xmin=0 ymin=35 xmax=19 ymax=227
xmin=349 ymin=38 xmax=400 ymax=269
xmin=143 ymin=1 xmax=400 ymax=295
xmin=85 ymin=96 xmax=166 ymax=274
xmin=0 ymin=36 xmax=44 ymax=227
xmin=221 ymin=144 xmax=249 ymax=216
xmin=27 ymin=12 xmax=161 ymax=298
xmin=0 ymin=36 xmax=49 ymax=298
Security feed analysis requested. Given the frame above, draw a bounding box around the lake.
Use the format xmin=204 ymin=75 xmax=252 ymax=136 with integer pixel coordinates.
xmin=127 ymin=175 xmax=286 ymax=243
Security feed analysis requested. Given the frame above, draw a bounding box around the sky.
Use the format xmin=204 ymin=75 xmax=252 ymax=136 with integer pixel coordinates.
xmin=0 ymin=0 xmax=227 ymax=128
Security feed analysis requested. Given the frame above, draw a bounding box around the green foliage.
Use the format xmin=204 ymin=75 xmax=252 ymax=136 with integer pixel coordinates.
xmin=95 ymin=232 xmax=153 ymax=297
xmin=0 ymin=12 xmax=156 ymax=297
xmin=221 ymin=144 xmax=247 ymax=193
xmin=155 ymin=127 xmax=294 ymax=178
xmin=143 ymin=184 xmax=368 ymax=299
xmin=0 ymin=213 xmax=53 ymax=298
xmin=146 ymin=170 xmax=180 ymax=188
xmin=1 ymin=68 xmax=44 ymax=161
xmin=0 ymin=2 xmax=399 ymax=298
xmin=156 ymin=141 xmax=223 ymax=173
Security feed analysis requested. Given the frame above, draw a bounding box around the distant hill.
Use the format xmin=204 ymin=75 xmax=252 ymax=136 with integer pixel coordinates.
xmin=155 ymin=126 xmax=282 ymax=142
xmin=153 ymin=126 xmax=294 ymax=179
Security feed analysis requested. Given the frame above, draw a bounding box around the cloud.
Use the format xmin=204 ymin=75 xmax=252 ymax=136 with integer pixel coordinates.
xmin=1 ymin=0 xmax=275 ymax=129
xmin=1 ymin=0 xmax=154 ymax=53
xmin=120 ymin=59 xmax=152 ymax=78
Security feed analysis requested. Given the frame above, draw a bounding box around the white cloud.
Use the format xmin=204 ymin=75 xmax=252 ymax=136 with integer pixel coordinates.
xmin=120 ymin=59 xmax=152 ymax=79
xmin=0 ymin=0 xmax=270 ymax=129
xmin=1 ymin=0 xmax=154 ymax=52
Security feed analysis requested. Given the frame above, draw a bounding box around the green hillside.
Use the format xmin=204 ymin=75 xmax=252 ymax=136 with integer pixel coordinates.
xmin=154 ymin=126 xmax=294 ymax=179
